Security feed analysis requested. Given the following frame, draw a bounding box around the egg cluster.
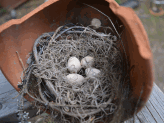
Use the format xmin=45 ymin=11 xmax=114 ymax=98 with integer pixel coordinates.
xmin=66 ymin=56 xmax=101 ymax=85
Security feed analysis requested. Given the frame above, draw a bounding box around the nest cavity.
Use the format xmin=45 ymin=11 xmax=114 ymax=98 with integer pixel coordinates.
xmin=22 ymin=23 xmax=131 ymax=123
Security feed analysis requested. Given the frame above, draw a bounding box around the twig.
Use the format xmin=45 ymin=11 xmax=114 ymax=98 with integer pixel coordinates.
xmin=16 ymin=51 xmax=25 ymax=73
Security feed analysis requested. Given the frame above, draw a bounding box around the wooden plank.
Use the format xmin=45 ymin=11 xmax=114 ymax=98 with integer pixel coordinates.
xmin=149 ymin=92 xmax=164 ymax=121
xmin=124 ymin=115 xmax=141 ymax=123
xmin=0 ymin=70 xmax=35 ymax=122
xmin=137 ymin=106 xmax=156 ymax=123
xmin=0 ymin=70 xmax=20 ymax=119
xmin=0 ymin=70 xmax=14 ymax=93
xmin=125 ymin=83 xmax=164 ymax=123
xmin=153 ymin=84 xmax=164 ymax=110
xmin=136 ymin=111 xmax=149 ymax=123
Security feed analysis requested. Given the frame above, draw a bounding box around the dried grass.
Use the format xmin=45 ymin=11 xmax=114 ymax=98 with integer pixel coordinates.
xmin=19 ymin=4 xmax=134 ymax=123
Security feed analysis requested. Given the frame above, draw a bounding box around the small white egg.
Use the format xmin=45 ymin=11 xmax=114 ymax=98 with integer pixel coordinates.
xmin=81 ymin=56 xmax=94 ymax=68
xmin=67 ymin=57 xmax=81 ymax=73
xmin=66 ymin=74 xmax=84 ymax=85
xmin=85 ymin=68 xmax=101 ymax=77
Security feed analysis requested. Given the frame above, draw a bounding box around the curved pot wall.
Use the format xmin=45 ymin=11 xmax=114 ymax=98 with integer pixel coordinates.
xmin=0 ymin=0 xmax=154 ymax=121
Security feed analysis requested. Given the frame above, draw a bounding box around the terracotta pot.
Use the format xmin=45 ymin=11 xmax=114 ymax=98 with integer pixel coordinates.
xmin=0 ymin=0 xmax=29 ymax=11
xmin=0 ymin=0 xmax=154 ymax=121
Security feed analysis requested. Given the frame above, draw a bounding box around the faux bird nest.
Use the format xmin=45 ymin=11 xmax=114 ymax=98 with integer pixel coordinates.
xmin=21 ymin=22 xmax=131 ymax=123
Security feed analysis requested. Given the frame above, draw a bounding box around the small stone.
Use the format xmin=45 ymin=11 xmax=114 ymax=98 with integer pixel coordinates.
xmin=91 ymin=18 xmax=101 ymax=29
xmin=10 ymin=10 xmax=17 ymax=19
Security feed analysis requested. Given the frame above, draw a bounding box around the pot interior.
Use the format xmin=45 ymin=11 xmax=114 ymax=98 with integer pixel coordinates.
xmin=0 ymin=0 xmax=153 ymax=121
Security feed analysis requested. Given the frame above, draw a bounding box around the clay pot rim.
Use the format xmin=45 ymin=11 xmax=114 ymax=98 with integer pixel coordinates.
xmin=0 ymin=0 xmax=59 ymax=33
xmin=0 ymin=0 xmax=152 ymax=60
xmin=107 ymin=0 xmax=152 ymax=60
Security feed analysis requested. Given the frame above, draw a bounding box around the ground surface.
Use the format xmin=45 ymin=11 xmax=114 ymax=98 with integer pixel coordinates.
xmin=0 ymin=0 xmax=164 ymax=122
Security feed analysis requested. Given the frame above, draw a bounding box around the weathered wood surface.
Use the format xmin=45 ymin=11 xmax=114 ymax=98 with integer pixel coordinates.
xmin=124 ymin=83 xmax=164 ymax=123
xmin=0 ymin=70 xmax=164 ymax=122
xmin=0 ymin=70 xmax=38 ymax=122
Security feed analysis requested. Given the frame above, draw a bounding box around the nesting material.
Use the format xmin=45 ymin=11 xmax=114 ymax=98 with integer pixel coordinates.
xmin=22 ymin=22 xmax=130 ymax=123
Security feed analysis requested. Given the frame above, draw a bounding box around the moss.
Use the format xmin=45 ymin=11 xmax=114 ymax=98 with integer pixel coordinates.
xmin=115 ymin=0 xmax=121 ymax=4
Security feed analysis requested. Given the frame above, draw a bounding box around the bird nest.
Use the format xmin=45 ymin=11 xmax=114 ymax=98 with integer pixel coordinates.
xmin=20 ymin=22 xmax=131 ymax=123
